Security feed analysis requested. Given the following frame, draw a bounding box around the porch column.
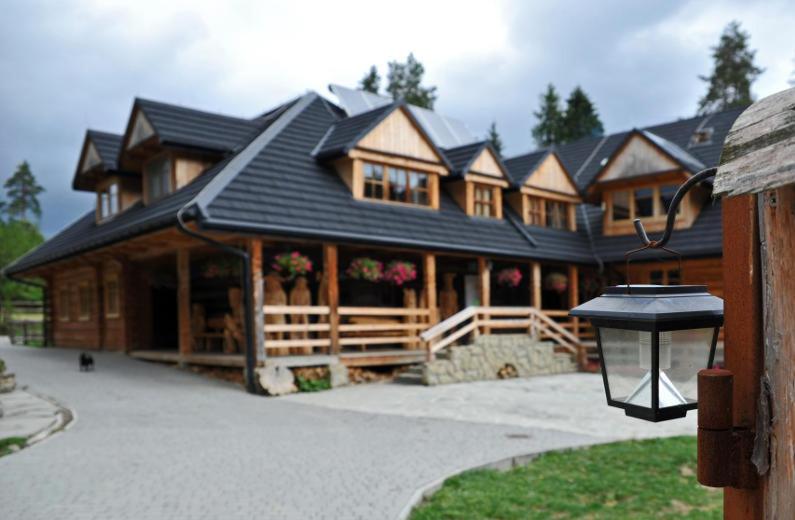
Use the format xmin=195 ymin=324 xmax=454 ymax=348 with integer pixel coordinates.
xmin=93 ymin=263 xmax=105 ymax=350
xmin=478 ymin=257 xmax=490 ymax=334
xmin=248 ymin=239 xmax=265 ymax=363
xmin=177 ymin=248 xmax=191 ymax=358
xmin=423 ymin=253 xmax=437 ymax=325
xmin=531 ymin=261 xmax=542 ymax=308
xmin=568 ymin=264 xmax=579 ymax=335
xmin=323 ymin=244 xmax=340 ymax=355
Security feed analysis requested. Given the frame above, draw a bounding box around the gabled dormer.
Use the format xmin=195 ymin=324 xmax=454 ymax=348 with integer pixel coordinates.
xmin=313 ymin=102 xmax=450 ymax=209
xmin=587 ymin=130 xmax=707 ymax=236
xmin=504 ymin=150 xmax=581 ymax=231
xmin=118 ymin=99 xmax=234 ymax=206
xmin=73 ymin=130 xmax=142 ymax=223
xmin=442 ymin=142 xmax=511 ymax=219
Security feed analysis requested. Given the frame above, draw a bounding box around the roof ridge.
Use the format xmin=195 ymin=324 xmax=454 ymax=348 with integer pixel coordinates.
xmin=135 ymin=97 xmax=253 ymax=124
xmin=189 ymin=92 xmax=320 ymax=216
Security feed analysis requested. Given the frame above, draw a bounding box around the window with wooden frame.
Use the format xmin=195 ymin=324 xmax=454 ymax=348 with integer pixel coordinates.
xmin=609 ymin=184 xmax=683 ymax=223
xmin=105 ymin=276 xmax=120 ymax=318
xmin=58 ymin=288 xmax=71 ymax=322
xmin=525 ymin=196 xmax=544 ymax=226
xmin=362 ymin=161 xmax=431 ymax=207
xmin=545 ymin=200 xmax=569 ymax=229
xmin=98 ymin=181 xmax=120 ymax=220
xmin=473 ymin=183 xmax=498 ymax=217
xmin=145 ymin=155 xmax=172 ymax=202
xmin=78 ymin=283 xmax=92 ymax=321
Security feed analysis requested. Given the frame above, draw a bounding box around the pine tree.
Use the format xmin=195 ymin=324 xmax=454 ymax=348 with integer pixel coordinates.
xmin=561 ymin=86 xmax=604 ymax=143
xmin=532 ymin=84 xmax=565 ymax=147
xmin=359 ymin=65 xmax=381 ymax=94
xmin=486 ymin=121 xmax=504 ymax=156
xmin=386 ymin=53 xmax=437 ymax=109
xmin=3 ymin=161 xmax=44 ymax=222
xmin=697 ymin=21 xmax=764 ymax=115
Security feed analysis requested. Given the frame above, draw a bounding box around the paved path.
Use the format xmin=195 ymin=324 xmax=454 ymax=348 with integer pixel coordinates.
xmin=0 ymin=340 xmax=601 ymax=520
xmin=0 ymin=386 xmax=67 ymax=442
xmin=284 ymin=373 xmax=697 ymax=440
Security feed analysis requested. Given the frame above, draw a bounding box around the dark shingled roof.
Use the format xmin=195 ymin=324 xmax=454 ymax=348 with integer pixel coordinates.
xmin=7 ymin=93 xmax=740 ymax=276
xmin=503 ymin=149 xmax=548 ymax=187
xmin=312 ymin=102 xmax=394 ymax=158
xmin=442 ymin=141 xmax=487 ymax=176
xmin=202 ymin=96 xmax=586 ymax=261
xmin=87 ymin=130 xmax=122 ymax=170
xmin=135 ymin=98 xmax=262 ymax=153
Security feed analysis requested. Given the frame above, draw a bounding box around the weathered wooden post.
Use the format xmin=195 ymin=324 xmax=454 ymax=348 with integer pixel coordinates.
xmin=711 ymin=87 xmax=795 ymax=519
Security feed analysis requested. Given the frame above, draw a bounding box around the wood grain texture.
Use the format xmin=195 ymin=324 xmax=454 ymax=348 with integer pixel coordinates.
xmin=177 ymin=248 xmax=191 ymax=357
xmin=525 ymin=153 xmax=580 ymax=196
xmin=599 ymin=133 xmax=679 ymax=183
xmin=469 ymin=148 xmax=505 ymax=178
xmin=759 ymin=185 xmax=795 ymax=518
xmin=358 ymin=107 xmax=440 ymax=163
xmin=248 ymin=239 xmax=265 ymax=362
xmin=324 ymin=243 xmax=340 ymax=354
xmin=715 ymin=87 xmax=795 ymax=197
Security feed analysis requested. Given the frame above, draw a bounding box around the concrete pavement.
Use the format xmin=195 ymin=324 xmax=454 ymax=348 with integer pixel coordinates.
xmin=0 ymin=339 xmax=602 ymax=520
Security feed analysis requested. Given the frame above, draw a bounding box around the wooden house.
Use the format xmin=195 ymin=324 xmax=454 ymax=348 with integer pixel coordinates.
xmin=4 ymin=85 xmax=739 ymax=386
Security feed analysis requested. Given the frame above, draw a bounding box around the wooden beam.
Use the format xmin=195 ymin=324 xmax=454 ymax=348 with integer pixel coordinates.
xmin=568 ymin=264 xmax=579 ymax=334
xmin=531 ymin=262 xmax=542 ymax=308
xmin=177 ymin=248 xmax=191 ymax=358
xmin=722 ymin=195 xmax=764 ymax=519
xmin=248 ymin=238 xmax=265 ymax=363
xmin=424 ymin=253 xmax=438 ymax=325
xmin=478 ymin=257 xmax=490 ymax=307
xmin=324 ymin=244 xmax=340 ymax=355
xmin=94 ymin=264 xmax=105 ymax=350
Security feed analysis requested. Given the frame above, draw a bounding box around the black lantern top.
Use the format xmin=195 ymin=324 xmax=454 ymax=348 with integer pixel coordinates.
xmin=570 ymin=284 xmax=724 ymax=330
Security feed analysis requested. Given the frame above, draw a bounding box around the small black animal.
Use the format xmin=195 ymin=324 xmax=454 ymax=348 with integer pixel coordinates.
xmin=79 ymin=353 xmax=94 ymax=372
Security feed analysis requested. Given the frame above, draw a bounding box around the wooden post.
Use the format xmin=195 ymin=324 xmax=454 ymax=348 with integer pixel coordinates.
xmin=324 ymin=244 xmax=339 ymax=355
xmin=248 ymin=239 xmax=265 ymax=363
xmin=177 ymin=248 xmax=191 ymax=359
xmin=478 ymin=257 xmax=490 ymax=334
xmin=568 ymin=264 xmax=579 ymax=336
xmin=423 ymin=253 xmax=437 ymax=325
xmin=94 ymin=264 xmax=105 ymax=350
xmin=531 ymin=261 xmax=542 ymax=309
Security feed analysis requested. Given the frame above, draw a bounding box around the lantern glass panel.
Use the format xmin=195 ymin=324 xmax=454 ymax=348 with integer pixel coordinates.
xmin=600 ymin=328 xmax=653 ymax=407
xmin=661 ymin=327 xmax=715 ymax=407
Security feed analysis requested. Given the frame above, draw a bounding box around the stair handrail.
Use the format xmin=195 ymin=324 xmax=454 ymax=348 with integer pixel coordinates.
xmin=420 ymin=306 xmax=477 ymax=342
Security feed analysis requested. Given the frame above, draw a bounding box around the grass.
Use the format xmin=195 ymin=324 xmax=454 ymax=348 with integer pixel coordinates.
xmin=411 ymin=436 xmax=721 ymax=520
xmin=0 ymin=437 xmax=27 ymax=457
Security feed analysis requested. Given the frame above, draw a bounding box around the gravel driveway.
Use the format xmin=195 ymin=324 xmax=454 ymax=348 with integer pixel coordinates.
xmin=0 ymin=340 xmax=601 ymax=520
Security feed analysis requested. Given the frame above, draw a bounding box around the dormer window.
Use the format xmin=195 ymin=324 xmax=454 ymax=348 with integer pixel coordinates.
xmin=608 ymin=184 xmax=682 ymax=223
xmin=545 ymin=199 xmax=570 ymax=229
xmin=521 ymin=195 xmax=574 ymax=230
xmin=362 ymin=161 xmax=432 ymax=207
xmin=473 ymin=183 xmax=498 ymax=217
xmin=98 ymin=182 xmax=120 ymax=220
xmin=145 ymin=155 xmax=172 ymax=202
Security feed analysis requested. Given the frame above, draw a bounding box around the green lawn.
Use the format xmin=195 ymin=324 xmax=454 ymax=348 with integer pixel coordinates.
xmin=0 ymin=437 xmax=26 ymax=457
xmin=411 ymin=436 xmax=721 ymax=520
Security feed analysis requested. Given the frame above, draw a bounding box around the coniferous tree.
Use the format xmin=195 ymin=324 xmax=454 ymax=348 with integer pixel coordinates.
xmin=3 ymin=161 xmax=44 ymax=222
xmin=697 ymin=21 xmax=763 ymax=115
xmin=486 ymin=121 xmax=504 ymax=156
xmin=359 ymin=65 xmax=381 ymax=94
xmin=561 ymin=86 xmax=604 ymax=143
xmin=532 ymin=84 xmax=565 ymax=147
xmin=386 ymin=53 xmax=437 ymax=109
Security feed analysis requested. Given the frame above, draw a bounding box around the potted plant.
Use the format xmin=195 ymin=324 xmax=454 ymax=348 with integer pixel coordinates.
xmin=544 ymin=272 xmax=568 ymax=293
xmin=345 ymin=257 xmax=383 ymax=282
xmin=271 ymin=251 xmax=313 ymax=281
xmin=383 ymin=261 xmax=417 ymax=286
xmin=497 ymin=267 xmax=523 ymax=288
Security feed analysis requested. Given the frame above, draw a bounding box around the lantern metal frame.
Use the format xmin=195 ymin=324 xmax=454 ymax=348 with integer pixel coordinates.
xmin=580 ymin=285 xmax=723 ymax=422
xmin=571 ymin=166 xmax=724 ymax=422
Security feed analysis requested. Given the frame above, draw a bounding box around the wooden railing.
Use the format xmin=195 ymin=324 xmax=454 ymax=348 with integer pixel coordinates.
xmin=420 ymin=306 xmax=584 ymax=368
xmin=264 ymin=305 xmax=331 ymax=354
xmin=263 ymin=305 xmax=430 ymax=355
xmin=338 ymin=306 xmax=429 ymax=350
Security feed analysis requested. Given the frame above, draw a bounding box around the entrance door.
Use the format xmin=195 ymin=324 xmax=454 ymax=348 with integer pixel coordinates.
xmin=464 ymin=275 xmax=480 ymax=306
xmin=151 ymin=286 xmax=178 ymax=350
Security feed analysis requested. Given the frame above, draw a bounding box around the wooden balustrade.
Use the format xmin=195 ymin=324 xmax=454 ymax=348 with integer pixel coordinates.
xmin=262 ymin=305 xmax=430 ymax=355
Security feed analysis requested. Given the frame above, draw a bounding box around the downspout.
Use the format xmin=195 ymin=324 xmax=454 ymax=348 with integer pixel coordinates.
xmin=176 ymin=204 xmax=258 ymax=394
xmin=2 ymin=271 xmax=49 ymax=346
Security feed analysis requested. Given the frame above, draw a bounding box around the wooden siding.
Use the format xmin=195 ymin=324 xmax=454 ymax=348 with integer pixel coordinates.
xmin=524 ymin=153 xmax=579 ymax=196
xmin=175 ymin=157 xmax=209 ymax=190
xmin=357 ymin=108 xmax=441 ymax=163
xmin=599 ymin=134 xmax=679 ymax=183
xmin=469 ymin=148 xmax=504 ymax=178
xmin=622 ymin=257 xmax=723 ymax=298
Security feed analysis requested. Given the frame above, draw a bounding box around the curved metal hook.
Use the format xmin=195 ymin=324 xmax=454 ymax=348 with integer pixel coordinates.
xmin=632 ymin=167 xmax=717 ymax=249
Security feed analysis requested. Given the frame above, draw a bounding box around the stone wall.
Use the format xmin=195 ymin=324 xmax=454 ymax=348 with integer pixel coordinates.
xmin=422 ymin=334 xmax=577 ymax=386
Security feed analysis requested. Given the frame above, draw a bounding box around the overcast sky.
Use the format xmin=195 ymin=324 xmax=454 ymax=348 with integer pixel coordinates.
xmin=1 ymin=0 xmax=793 ymax=236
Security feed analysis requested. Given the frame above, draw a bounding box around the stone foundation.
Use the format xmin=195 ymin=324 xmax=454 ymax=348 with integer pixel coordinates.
xmin=422 ymin=334 xmax=577 ymax=386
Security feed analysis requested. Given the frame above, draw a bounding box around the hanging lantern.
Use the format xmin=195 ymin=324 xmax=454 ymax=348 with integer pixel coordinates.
xmin=570 ymin=284 xmax=723 ymax=422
